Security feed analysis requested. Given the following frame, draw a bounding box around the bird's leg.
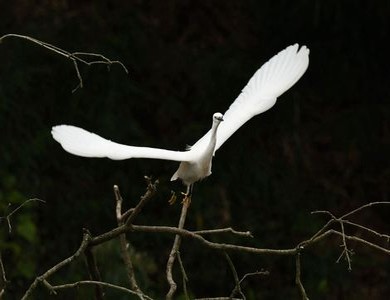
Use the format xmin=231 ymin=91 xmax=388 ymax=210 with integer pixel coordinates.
xmin=181 ymin=184 xmax=193 ymax=206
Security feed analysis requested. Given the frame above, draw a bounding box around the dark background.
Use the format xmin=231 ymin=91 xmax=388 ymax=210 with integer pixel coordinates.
xmin=0 ymin=1 xmax=389 ymax=299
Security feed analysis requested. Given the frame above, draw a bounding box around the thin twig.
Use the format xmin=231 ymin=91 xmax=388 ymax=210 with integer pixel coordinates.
xmin=21 ymin=232 xmax=91 ymax=300
xmin=310 ymin=229 xmax=390 ymax=255
xmin=336 ymin=220 xmax=353 ymax=270
xmin=341 ymin=201 xmax=390 ymax=220
xmin=166 ymin=200 xmax=190 ymax=300
xmin=114 ymin=185 xmax=143 ymax=294
xmin=238 ymin=270 xmax=270 ymax=285
xmin=312 ymin=215 xmax=354 ymax=269
xmin=311 ymin=210 xmax=337 ymax=219
xmin=0 ymin=198 xmax=45 ymax=233
xmin=309 ymin=202 xmax=390 ymax=270
xmin=177 ymin=251 xmax=190 ymax=300
xmin=0 ymin=33 xmax=128 ymax=92
xmin=295 ymin=253 xmax=309 ymax=300
xmin=194 ymin=228 xmax=253 ymax=238
xmin=194 ymin=297 xmax=242 ymax=300
xmin=225 ymin=252 xmax=245 ymax=300
xmin=124 ymin=177 xmax=158 ymax=225
xmin=302 ymin=218 xmax=334 ymax=247
xmin=0 ymin=253 xmax=6 ymax=299
xmin=304 ymin=201 xmax=390 ymax=249
xmin=229 ymin=269 xmax=270 ymax=300
xmin=71 ymin=51 xmax=128 ymax=71
xmin=342 ymin=220 xmax=390 ymax=241
xmin=85 ymin=246 xmax=104 ymax=300
xmin=51 ymin=280 xmax=153 ymax=299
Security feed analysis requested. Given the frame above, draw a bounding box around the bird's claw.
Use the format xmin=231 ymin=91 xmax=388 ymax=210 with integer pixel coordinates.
xmin=181 ymin=193 xmax=191 ymax=206
xmin=169 ymin=191 xmax=191 ymax=206
xmin=168 ymin=192 xmax=177 ymax=205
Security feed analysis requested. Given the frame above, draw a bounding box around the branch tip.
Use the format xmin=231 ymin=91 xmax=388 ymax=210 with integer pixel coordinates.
xmin=0 ymin=33 xmax=128 ymax=92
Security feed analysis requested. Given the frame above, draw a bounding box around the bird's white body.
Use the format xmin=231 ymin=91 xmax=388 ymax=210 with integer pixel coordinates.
xmin=171 ymin=113 xmax=223 ymax=186
xmin=52 ymin=44 xmax=310 ymax=190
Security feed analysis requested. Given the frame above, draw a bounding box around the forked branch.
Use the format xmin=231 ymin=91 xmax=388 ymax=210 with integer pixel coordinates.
xmin=0 ymin=198 xmax=45 ymax=233
xmin=0 ymin=33 xmax=128 ymax=92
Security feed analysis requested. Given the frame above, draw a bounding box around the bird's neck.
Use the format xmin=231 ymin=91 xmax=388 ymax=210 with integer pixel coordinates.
xmin=204 ymin=122 xmax=219 ymax=156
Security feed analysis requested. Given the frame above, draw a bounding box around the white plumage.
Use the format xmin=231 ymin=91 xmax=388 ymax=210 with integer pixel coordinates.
xmin=52 ymin=44 xmax=309 ymax=194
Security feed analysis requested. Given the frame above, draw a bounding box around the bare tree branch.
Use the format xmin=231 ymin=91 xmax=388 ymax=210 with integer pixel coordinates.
xmin=303 ymin=201 xmax=390 ymax=247
xmin=0 ymin=198 xmax=45 ymax=298
xmin=85 ymin=246 xmax=104 ymax=300
xmin=124 ymin=177 xmax=158 ymax=226
xmin=194 ymin=228 xmax=253 ymax=238
xmin=90 ymin=221 xmax=390 ymax=258
xmin=114 ymin=185 xmax=143 ymax=294
xmin=194 ymin=297 xmax=242 ymax=300
xmin=225 ymin=252 xmax=245 ymax=300
xmin=0 ymin=33 xmax=128 ymax=92
xmin=309 ymin=229 xmax=390 ymax=255
xmin=166 ymin=200 xmax=190 ymax=300
xmin=0 ymin=253 xmax=6 ymax=299
xmin=342 ymin=220 xmax=390 ymax=241
xmin=238 ymin=270 xmax=269 ymax=285
xmin=177 ymin=251 xmax=190 ymax=300
xmin=112 ymin=225 xmax=298 ymax=255
xmin=21 ymin=232 xmax=91 ymax=300
xmin=336 ymin=220 xmax=353 ymax=270
xmin=18 ymin=181 xmax=389 ymax=300
xmin=51 ymin=280 xmax=153 ymax=299
xmin=309 ymin=201 xmax=390 ymax=269
xmin=341 ymin=201 xmax=390 ymax=219
xmin=0 ymin=198 xmax=45 ymax=233
xmin=295 ymin=253 xmax=309 ymax=300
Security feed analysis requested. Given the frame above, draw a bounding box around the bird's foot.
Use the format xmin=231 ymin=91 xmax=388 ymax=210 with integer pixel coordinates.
xmin=181 ymin=192 xmax=191 ymax=206
xmin=168 ymin=191 xmax=177 ymax=205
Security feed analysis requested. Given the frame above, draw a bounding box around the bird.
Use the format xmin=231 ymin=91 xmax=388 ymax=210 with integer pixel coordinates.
xmin=52 ymin=44 xmax=309 ymax=203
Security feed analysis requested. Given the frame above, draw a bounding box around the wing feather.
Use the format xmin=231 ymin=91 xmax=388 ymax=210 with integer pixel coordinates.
xmin=190 ymin=44 xmax=309 ymax=153
xmin=52 ymin=44 xmax=309 ymax=163
xmin=51 ymin=125 xmax=198 ymax=162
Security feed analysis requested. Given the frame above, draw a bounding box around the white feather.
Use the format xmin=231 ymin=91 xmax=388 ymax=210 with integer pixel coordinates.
xmin=190 ymin=44 xmax=309 ymax=153
xmin=51 ymin=125 xmax=199 ymax=162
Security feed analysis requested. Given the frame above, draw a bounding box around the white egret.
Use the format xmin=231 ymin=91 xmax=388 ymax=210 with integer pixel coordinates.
xmin=52 ymin=44 xmax=309 ymax=201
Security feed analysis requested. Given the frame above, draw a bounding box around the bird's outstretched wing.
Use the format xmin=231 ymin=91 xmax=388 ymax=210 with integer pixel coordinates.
xmin=52 ymin=44 xmax=308 ymax=162
xmin=52 ymin=125 xmax=199 ymax=162
xmin=190 ymin=44 xmax=309 ymax=153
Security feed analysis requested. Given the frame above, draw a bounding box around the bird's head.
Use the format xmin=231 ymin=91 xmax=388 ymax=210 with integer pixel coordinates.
xmin=212 ymin=112 xmax=224 ymax=123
